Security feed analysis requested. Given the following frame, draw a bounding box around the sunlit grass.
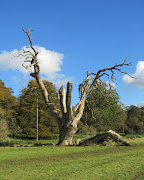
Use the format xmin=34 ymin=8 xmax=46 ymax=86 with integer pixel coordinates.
xmin=127 ymin=137 xmax=144 ymax=146
xmin=0 ymin=134 xmax=93 ymax=147
xmin=0 ymin=137 xmax=144 ymax=180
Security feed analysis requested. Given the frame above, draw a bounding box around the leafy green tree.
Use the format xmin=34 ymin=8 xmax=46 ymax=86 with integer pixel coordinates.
xmin=17 ymin=80 xmax=59 ymax=137
xmin=125 ymin=105 xmax=144 ymax=134
xmin=80 ymin=84 xmax=127 ymax=133
xmin=126 ymin=105 xmax=141 ymax=120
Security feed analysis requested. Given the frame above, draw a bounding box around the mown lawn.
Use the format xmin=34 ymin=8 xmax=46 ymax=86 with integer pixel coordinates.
xmin=0 ymin=138 xmax=144 ymax=180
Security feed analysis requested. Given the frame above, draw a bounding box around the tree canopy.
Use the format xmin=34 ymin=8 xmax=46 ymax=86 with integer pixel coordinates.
xmin=0 ymin=79 xmax=18 ymax=139
xmin=0 ymin=79 xmax=17 ymax=109
xmin=125 ymin=105 xmax=144 ymax=134
xmin=17 ymin=79 xmax=59 ymax=137
xmin=80 ymin=84 xmax=127 ymax=133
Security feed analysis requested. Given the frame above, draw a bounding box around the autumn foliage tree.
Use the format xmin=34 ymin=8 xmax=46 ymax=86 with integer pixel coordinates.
xmin=0 ymin=79 xmax=17 ymax=109
xmin=18 ymin=26 xmax=132 ymax=145
xmin=0 ymin=79 xmax=18 ymax=139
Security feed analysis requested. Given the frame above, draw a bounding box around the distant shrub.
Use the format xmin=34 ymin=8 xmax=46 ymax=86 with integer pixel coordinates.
xmin=0 ymin=118 xmax=9 ymax=141
xmin=0 ymin=141 xmax=15 ymax=147
xmin=77 ymin=121 xmax=97 ymax=136
xmin=126 ymin=134 xmax=136 ymax=139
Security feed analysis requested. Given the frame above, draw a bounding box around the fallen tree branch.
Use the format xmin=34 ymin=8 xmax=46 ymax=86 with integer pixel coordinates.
xmin=78 ymin=130 xmax=131 ymax=146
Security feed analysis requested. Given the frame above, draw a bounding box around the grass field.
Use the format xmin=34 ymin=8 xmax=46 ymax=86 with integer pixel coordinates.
xmin=0 ymin=138 xmax=144 ymax=180
xmin=0 ymin=134 xmax=94 ymax=147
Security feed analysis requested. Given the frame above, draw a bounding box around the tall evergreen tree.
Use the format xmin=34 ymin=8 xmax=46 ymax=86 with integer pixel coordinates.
xmin=17 ymin=80 xmax=59 ymax=137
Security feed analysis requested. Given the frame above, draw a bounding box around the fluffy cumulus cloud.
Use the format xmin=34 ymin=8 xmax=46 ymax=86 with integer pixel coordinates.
xmin=123 ymin=61 xmax=144 ymax=89
xmin=36 ymin=46 xmax=64 ymax=80
xmin=0 ymin=46 xmax=66 ymax=82
xmin=0 ymin=49 xmax=28 ymax=74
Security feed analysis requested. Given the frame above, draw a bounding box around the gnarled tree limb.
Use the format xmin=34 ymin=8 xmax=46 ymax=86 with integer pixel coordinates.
xmin=21 ymin=26 xmax=61 ymax=125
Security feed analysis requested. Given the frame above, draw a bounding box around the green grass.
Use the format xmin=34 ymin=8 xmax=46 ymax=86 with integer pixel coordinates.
xmin=0 ymin=138 xmax=58 ymax=147
xmin=0 ymin=138 xmax=144 ymax=179
xmin=0 ymin=134 xmax=93 ymax=147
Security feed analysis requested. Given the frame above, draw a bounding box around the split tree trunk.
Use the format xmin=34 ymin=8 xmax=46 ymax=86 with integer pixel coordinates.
xmin=22 ymin=27 xmax=132 ymax=146
xmin=32 ymin=68 xmax=86 ymax=145
xmin=57 ymin=82 xmax=86 ymax=145
xmin=57 ymin=121 xmax=77 ymax=145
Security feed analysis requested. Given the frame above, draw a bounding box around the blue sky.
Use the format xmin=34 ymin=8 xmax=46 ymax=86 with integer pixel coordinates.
xmin=1 ymin=0 xmax=144 ymax=106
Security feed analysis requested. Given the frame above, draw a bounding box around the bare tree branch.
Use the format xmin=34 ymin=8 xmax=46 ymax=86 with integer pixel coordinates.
xmin=87 ymin=58 xmax=134 ymax=93
xmin=59 ymin=84 xmax=67 ymax=115
xmin=22 ymin=25 xmax=38 ymax=55
xmin=85 ymin=100 xmax=97 ymax=121
xmin=20 ymin=26 xmax=62 ymax=124
xmin=73 ymin=58 xmax=134 ymax=121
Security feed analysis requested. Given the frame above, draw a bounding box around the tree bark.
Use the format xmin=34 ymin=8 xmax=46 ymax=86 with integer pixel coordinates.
xmin=78 ymin=130 xmax=131 ymax=146
xmin=57 ymin=121 xmax=77 ymax=145
xmin=57 ymin=82 xmax=82 ymax=145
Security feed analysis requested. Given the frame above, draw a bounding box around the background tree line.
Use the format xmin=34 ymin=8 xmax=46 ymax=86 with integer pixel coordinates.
xmin=0 ymin=78 xmax=144 ymax=140
xmin=0 ymin=79 xmax=18 ymax=140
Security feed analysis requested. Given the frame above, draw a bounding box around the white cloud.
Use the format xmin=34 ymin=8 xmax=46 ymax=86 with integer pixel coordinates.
xmin=0 ymin=46 xmax=67 ymax=83
xmin=123 ymin=61 xmax=144 ymax=89
xmin=0 ymin=49 xmax=28 ymax=74
xmin=36 ymin=46 xmax=64 ymax=80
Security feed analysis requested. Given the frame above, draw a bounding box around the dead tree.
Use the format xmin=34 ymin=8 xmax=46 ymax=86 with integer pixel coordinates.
xmin=20 ymin=26 xmax=132 ymax=145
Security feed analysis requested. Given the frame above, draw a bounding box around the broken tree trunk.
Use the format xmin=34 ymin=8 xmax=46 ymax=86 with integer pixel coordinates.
xmin=57 ymin=82 xmax=86 ymax=145
xmin=78 ymin=130 xmax=131 ymax=146
xmin=21 ymin=26 xmax=133 ymax=146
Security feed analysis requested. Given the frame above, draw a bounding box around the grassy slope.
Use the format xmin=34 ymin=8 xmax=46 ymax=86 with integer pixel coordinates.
xmin=0 ymin=138 xmax=144 ymax=180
